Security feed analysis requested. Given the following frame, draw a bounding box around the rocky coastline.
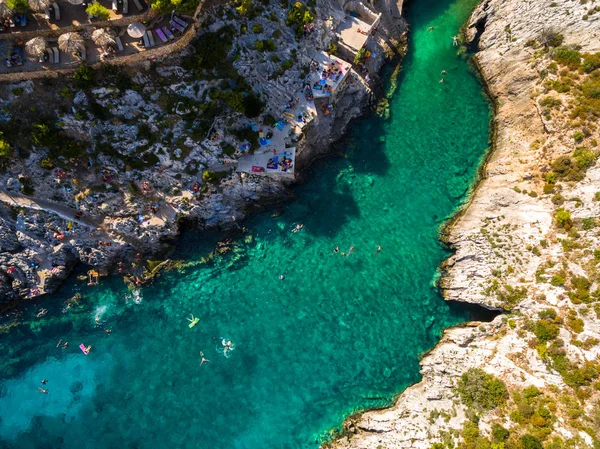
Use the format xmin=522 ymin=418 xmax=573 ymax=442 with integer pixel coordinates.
xmin=0 ymin=0 xmax=407 ymax=305
xmin=333 ymin=0 xmax=600 ymax=448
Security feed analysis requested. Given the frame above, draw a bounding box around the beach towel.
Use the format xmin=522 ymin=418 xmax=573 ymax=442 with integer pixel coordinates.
xmin=276 ymin=121 xmax=285 ymax=131
xmin=252 ymin=166 xmax=265 ymax=172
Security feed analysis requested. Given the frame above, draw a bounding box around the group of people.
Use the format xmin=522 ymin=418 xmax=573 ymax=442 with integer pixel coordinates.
xmin=6 ymin=47 xmax=24 ymax=67
xmin=333 ymin=245 xmax=381 ymax=257
xmin=1 ymin=14 xmax=26 ymax=32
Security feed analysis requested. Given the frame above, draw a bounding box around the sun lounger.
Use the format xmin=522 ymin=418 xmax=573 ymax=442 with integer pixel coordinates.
xmin=80 ymin=47 xmax=86 ymax=61
xmin=142 ymin=32 xmax=150 ymax=48
xmin=170 ymin=20 xmax=184 ymax=32
xmin=52 ymin=47 xmax=59 ymax=63
xmin=147 ymin=30 xmax=155 ymax=47
xmin=132 ymin=0 xmax=143 ymax=11
xmin=154 ymin=27 xmax=167 ymax=43
xmin=162 ymin=26 xmax=174 ymax=40
xmin=122 ymin=0 xmax=128 ymax=13
xmin=44 ymin=7 xmax=50 ymax=19
xmin=112 ymin=0 xmax=117 ymax=10
xmin=52 ymin=2 xmax=60 ymax=20
xmin=172 ymin=16 xmax=187 ymax=27
xmin=115 ymin=36 xmax=124 ymax=51
xmin=20 ymin=15 xmax=26 ymax=26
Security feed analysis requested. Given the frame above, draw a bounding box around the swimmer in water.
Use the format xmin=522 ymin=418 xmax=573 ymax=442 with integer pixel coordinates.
xmin=333 ymin=247 xmax=339 ymax=254
xmin=38 ymin=387 xmax=48 ymax=394
xmin=57 ymin=339 xmax=62 ymax=348
xmin=441 ymin=70 xmax=447 ymax=75
xmin=105 ymin=329 xmax=112 ymax=334
xmin=440 ymin=78 xmax=445 ymax=83
xmin=428 ymin=26 xmax=434 ymax=31
xmin=200 ymin=351 xmax=210 ymax=366
xmin=292 ymin=224 xmax=304 ymax=233
xmin=63 ymin=342 xmax=69 ymax=349
xmin=41 ymin=379 xmax=48 ymax=385
xmin=280 ymin=275 xmax=285 ymax=280
xmin=222 ymin=339 xmax=234 ymax=356
xmin=374 ymin=245 xmax=382 ymax=255
xmin=37 ymin=308 xmax=47 ymax=318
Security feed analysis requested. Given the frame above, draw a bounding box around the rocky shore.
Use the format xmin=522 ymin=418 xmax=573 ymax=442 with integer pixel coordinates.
xmin=0 ymin=0 xmax=407 ymax=305
xmin=333 ymin=0 xmax=600 ymax=448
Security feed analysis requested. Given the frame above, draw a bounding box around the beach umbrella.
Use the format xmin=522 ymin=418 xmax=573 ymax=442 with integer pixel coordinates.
xmin=127 ymin=22 xmax=146 ymax=39
xmin=91 ymin=28 xmax=116 ymax=47
xmin=67 ymin=0 xmax=84 ymax=4
xmin=0 ymin=0 xmax=13 ymax=16
xmin=28 ymin=0 xmax=50 ymax=12
xmin=25 ymin=36 xmax=48 ymax=58
xmin=58 ymin=32 xmax=84 ymax=55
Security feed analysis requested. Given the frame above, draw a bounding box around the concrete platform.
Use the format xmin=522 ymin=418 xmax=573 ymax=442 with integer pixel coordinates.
xmin=237 ymin=147 xmax=295 ymax=175
xmin=309 ymin=51 xmax=351 ymax=99
xmin=336 ymin=16 xmax=370 ymax=51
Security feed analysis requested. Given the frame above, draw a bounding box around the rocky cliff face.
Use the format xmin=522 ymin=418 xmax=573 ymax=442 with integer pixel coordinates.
xmin=0 ymin=2 xmax=407 ymax=304
xmin=334 ymin=1 xmax=600 ymax=448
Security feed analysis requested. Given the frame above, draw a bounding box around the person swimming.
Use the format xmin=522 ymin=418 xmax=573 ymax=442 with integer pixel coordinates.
xmin=200 ymin=351 xmax=210 ymax=366
xmin=38 ymin=387 xmax=48 ymax=394
xmin=41 ymin=379 xmax=48 ymax=385
xmin=36 ymin=309 xmax=47 ymax=318
xmin=292 ymin=224 xmax=304 ymax=233
xmin=222 ymin=339 xmax=234 ymax=357
xmin=333 ymin=247 xmax=339 ymax=254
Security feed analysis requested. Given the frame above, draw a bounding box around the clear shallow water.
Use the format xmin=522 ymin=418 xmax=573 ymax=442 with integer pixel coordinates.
xmin=0 ymin=0 xmax=490 ymax=447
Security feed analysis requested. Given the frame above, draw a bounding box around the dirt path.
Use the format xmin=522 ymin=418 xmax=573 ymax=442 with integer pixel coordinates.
xmin=0 ymin=190 xmax=103 ymax=229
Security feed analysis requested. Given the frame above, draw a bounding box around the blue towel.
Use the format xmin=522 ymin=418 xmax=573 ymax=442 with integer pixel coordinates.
xmin=276 ymin=121 xmax=285 ymax=130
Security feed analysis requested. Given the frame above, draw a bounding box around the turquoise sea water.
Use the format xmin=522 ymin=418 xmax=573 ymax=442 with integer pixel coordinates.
xmin=0 ymin=0 xmax=490 ymax=447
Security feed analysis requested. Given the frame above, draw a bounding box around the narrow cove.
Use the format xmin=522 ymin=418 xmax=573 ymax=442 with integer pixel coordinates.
xmin=0 ymin=0 xmax=491 ymax=447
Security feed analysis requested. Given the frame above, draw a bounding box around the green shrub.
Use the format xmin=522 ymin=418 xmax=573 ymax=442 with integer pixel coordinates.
xmin=534 ymin=319 xmax=560 ymax=343
xmin=520 ymin=434 xmax=543 ymax=449
xmin=581 ymin=52 xmax=600 ymax=73
xmin=540 ymin=96 xmax=561 ymax=108
xmin=574 ymin=131 xmax=585 ymax=142
xmin=235 ymin=0 xmax=253 ymax=16
xmin=252 ymin=23 xmax=263 ymax=33
xmin=39 ymin=157 xmax=55 ymax=169
xmin=151 ymin=0 xmax=198 ymax=13
xmin=6 ymin=0 xmax=28 ymax=12
xmin=456 ymin=368 xmax=508 ymax=410
xmin=555 ymin=208 xmax=573 ymax=230
xmin=0 ymin=133 xmax=11 ymax=159
xmin=550 ymin=274 xmax=565 ymax=286
xmin=553 ymin=46 xmax=582 ymax=69
xmin=73 ymin=65 xmax=97 ymax=89
xmin=582 ymin=217 xmax=597 ymax=230
xmin=86 ymin=1 xmax=110 ymax=20
xmin=182 ymin=26 xmax=235 ymax=74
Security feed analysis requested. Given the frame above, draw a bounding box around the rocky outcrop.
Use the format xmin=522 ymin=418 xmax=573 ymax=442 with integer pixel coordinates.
xmin=334 ymin=1 xmax=600 ymax=448
xmin=0 ymin=1 xmax=407 ymax=304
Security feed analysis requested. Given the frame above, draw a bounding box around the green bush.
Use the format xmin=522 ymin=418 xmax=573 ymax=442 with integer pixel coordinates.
xmin=235 ymin=0 xmax=253 ymax=16
xmin=581 ymin=52 xmax=600 ymax=73
xmin=456 ymin=368 xmax=508 ymax=410
xmin=534 ymin=319 xmax=560 ymax=343
xmin=6 ymin=0 xmax=28 ymax=12
xmin=540 ymin=96 xmax=561 ymax=108
xmin=553 ymin=46 xmax=582 ymax=70
xmin=252 ymin=23 xmax=263 ymax=33
xmin=555 ymin=208 xmax=572 ymax=229
xmin=151 ymin=0 xmax=198 ymax=13
xmin=520 ymin=434 xmax=543 ymax=449
xmin=73 ymin=65 xmax=97 ymax=89
xmin=182 ymin=27 xmax=235 ymax=74
xmin=0 ymin=133 xmax=11 ymax=159
xmin=86 ymin=1 xmax=110 ymax=20
xmin=491 ymin=424 xmax=509 ymax=442
xmin=573 ymin=131 xmax=585 ymax=142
